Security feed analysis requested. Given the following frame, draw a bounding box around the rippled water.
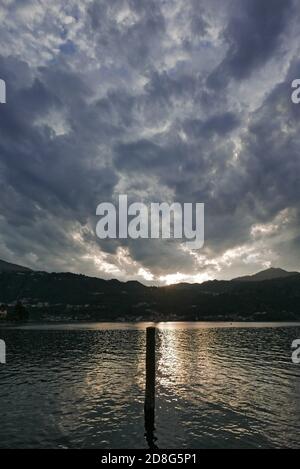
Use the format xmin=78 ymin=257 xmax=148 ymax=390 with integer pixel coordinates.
xmin=0 ymin=322 xmax=300 ymax=448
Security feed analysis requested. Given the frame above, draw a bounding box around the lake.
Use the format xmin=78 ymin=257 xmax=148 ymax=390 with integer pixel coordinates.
xmin=0 ymin=322 xmax=300 ymax=449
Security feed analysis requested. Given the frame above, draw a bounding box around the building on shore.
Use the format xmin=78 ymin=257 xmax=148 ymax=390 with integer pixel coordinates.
xmin=0 ymin=305 xmax=8 ymax=319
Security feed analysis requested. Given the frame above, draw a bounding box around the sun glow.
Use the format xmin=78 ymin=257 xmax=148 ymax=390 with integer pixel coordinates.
xmin=159 ymin=272 xmax=212 ymax=285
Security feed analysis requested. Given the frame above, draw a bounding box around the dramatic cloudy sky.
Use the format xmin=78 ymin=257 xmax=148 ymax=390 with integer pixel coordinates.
xmin=1 ymin=0 xmax=300 ymax=285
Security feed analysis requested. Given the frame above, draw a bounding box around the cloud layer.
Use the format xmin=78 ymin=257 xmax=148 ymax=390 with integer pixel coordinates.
xmin=0 ymin=0 xmax=300 ymax=284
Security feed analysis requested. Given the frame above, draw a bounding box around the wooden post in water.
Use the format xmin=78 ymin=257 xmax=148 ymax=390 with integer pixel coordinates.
xmin=144 ymin=326 xmax=158 ymax=448
xmin=145 ymin=327 xmax=156 ymax=411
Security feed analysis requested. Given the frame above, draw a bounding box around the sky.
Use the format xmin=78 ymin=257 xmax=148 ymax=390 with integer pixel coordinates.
xmin=0 ymin=0 xmax=300 ymax=285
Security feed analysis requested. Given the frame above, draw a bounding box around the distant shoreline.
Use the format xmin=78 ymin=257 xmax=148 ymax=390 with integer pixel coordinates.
xmin=2 ymin=267 xmax=300 ymax=323
xmin=2 ymin=320 xmax=300 ymax=331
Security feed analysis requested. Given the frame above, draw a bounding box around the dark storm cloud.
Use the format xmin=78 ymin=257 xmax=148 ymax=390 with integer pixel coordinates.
xmin=87 ymin=0 xmax=166 ymax=70
xmin=0 ymin=0 xmax=299 ymax=282
xmin=241 ymin=65 xmax=300 ymax=218
xmin=114 ymin=139 xmax=182 ymax=172
xmin=0 ymin=54 xmax=118 ymax=272
xmin=208 ymin=0 xmax=294 ymax=88
xmin=184 ymin=112 xmax=240 ymax=138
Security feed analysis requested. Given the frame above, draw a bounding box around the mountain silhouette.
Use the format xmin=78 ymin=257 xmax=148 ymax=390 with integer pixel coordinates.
xmin=232 ymin=267 xmax=299 ymax=282
xmin=0 ymin=259 xmax=32 ymax=273
xmin=1 ymin=259 xmax=300 ymax=322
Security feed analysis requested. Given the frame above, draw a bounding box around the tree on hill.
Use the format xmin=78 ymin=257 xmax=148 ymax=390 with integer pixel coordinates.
xmin=10 ymin=302 xmax=29 ymax=322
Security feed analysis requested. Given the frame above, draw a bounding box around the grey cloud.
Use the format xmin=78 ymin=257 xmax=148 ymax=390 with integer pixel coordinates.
xmin=0 ymin=1 xmax=299 ymax=283
xmin=208 ymin=0 xmax=294 ymax=88
xmin=184 ymin=112 xmax=240 ymax=138
xmin=87 ymin=0 xmax=166 ymax=70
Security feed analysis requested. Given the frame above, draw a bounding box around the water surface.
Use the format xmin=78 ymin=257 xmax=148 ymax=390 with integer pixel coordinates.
xmin=0 ymin=322 xmax=300 ymax=448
